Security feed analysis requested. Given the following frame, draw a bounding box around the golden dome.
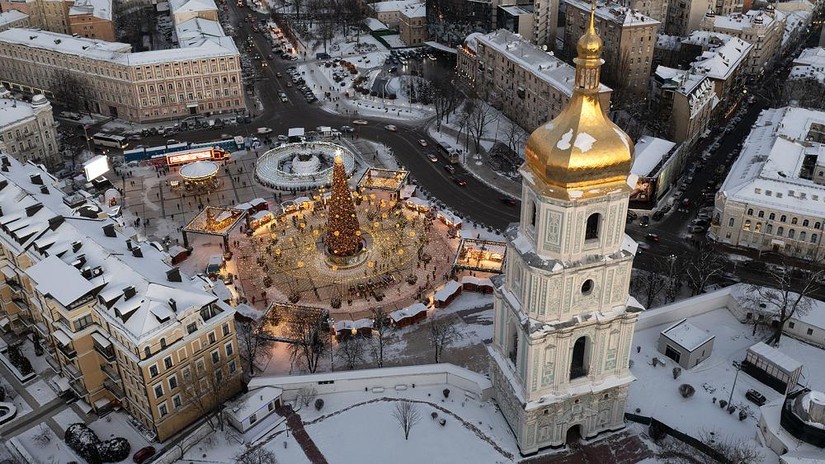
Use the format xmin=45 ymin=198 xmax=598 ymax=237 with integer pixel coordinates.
xmin=524 ymin=0 xmax=633 ymax=193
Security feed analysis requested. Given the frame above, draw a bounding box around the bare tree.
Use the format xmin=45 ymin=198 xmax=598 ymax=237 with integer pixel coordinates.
xmin=780 ymin=78 xmax=825 ymax=110
xmin=371 ymin=307 xmax=389 ymax=368
xmin=658 ymin=429 xmax=763 ymax=464
xmin=743 ymin=262 xmax=822 ymax=345
xmin=235 ymin=446 xmax=279 ymax=464
xmin=503 ymin=118 xmax=527 ymax=153
xmin=337 ymin=336 xmax=366 ymax=369
xmin=432 ymin=76 xmax=462 ymax=130
xmin=631 ymin=267 xmax=667 ymax=308
xmin=180 ymin=356 xmax=238 ymax=431
xmin=51 ymin=71 xmax=93 ymax=115
xmin=295 ymin=387 xmax=318 ymax=408
xmin=428 ymin=317 xmax=461 ymax=363
xmin=467 ymin=100 xmax=497 ymax=154
xmin=236 ymin=316 xmax=274 ymax=377
xmin=288 ymin=310 xmax=330 ymax=373
xmin=683 ymin=242 xmax=729 ymax=296
xmin=392 ymin=401 xmax=421 ymax=440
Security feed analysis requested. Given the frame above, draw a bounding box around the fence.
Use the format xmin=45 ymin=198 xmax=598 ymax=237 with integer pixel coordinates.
xmin=624 ymin=413 xmax=729 ymax=463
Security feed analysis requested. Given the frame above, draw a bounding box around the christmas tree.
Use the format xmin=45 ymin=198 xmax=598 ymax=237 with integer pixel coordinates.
xmin=325 ymin=153 xmax=362 ymax=257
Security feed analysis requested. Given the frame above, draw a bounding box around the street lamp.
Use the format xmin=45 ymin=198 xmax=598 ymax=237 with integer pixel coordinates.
xmin=727 ymin=360 xmax=742 ymax=406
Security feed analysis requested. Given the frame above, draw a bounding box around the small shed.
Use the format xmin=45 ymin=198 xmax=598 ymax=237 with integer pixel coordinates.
xmin=168 ymin=245 xmax=189 ymax=265
xmin=249 ymin=210 xmax=274 ymax=230
xmin=390 ymin=303 xmax=428 ymax=328
xmin=742 ymin=342 xmax=803 ymax=394
xmin=657 ymin=318 xmax=714 ymax=369
xmin=224 ymin=386 xmax=283 ymax=433
xmin=334 ymin=319 xmax=374 ymax=340
xmin=434 ymin=280 xmax=462 ymax=308
xmin=461 ymin=275 xmax=494 ymax=294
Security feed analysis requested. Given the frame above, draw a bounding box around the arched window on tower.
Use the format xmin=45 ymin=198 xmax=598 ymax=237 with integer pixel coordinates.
xmin=530 ymin=202 xmax=537 ymax=228
xmin=508 ymin=324 xmax=519 ymax=366
xmin=570 ymin=336 xmax=589 ymax=380
xmin=585 ymin=213 xmax=600 ymax=240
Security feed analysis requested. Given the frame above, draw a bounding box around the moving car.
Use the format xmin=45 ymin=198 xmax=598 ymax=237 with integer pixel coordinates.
xmin=452 ymin=177 xmax=467 ymax=186
xmin=206 ymin=255 xmax=223 ymax=277
xmin=418 ymin=139 xmax=428 ymax=147
xmin=352 ymin=119 xmax=368 ymax=125
xmin=645 ymin=233 xmax=659 ymax=242
xmin=500 ymin=197 xmax=519 ymax=206
xmin=444 ymin=164 xmax=456 ymax=174
xmin=639 ymin=216 xmax=650 ymax=227
xmin=384 ymin=124 xmax=397 ymax=132
xmin=427 ymin=153 xmax=439 ymax=162
xmin=340 ymin=125 xmax=354 ymax=133
xmin=133 ymin=446 xmax=157 ymax=464
xmin=256 ymin=127 xmax=273 ymax=134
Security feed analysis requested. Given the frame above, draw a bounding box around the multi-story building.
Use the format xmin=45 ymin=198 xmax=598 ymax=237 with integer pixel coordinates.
xmin=681 ymin=31 xmax=751 ymax=101
xmin=368 ymin=0 xmax=416 ymax=28
xmin=426 ymin=0 xmax=493 ymax=47
xmin=664 ymin=0 xmax=711 ymax=37
xmin=0 ymin=23 xmax=244 ymax=122
xmin=398 ymin=1 xmax=426 ymax=46
xmin=0 ymin=153 xmax=244 ymax=440
xmin=700 ymin=7 xmax=785 ymax=78
xmin=563 ymin=0 xmax=659 ymax=98
xmin=169 ymin=0 xmax=218 ymax=23
xmin=457 ymin=29 xmax=612 ymax=133
xmin=650 ymin=66 xmax=717 ymax=144
xmin=0 ymin=92 xmax=59 ymax=168
xmin=785 ymin=47 xmax=825 ymax=106
xmin=778 ymin=2 xmax=813 ymax=56
xmin=624 ymin=0 xmax=668 ymax=23
xmin=67 ymin=0 xmax=115 ymax=41
xmin=0 ymin=0 xmax=72 ymax=33
xmin=0 ymin=9 xmax=29 ymax=31
xmin=489 ymin=14 xmax=640 ymax=453
xmin=709 ymin=107 xmax=825 ymax=262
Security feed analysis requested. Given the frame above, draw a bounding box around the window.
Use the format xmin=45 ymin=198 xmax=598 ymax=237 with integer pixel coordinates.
xmin=154 ymin=384 xmax=164 ymax=399
xmin=208 ymin=332 xmax=216 ymax=344
xmin=788 ymin=322 xmax=795 ymax=329
xmin=225 ymin=342 xmax=233 ymax=357
xmin=803 ymin=219 xmax=809 ymax=227
xmin=229 ymin=360 xmax=237 ymax=374
xmin=164 ymin=356 xmax=173 ymax=369
xmin=800 ymin=232 xmax=807 ymax=241
xmin=159 ymin=403 xmax=168 ymax=417
xmin=144 ymin=347 xmax=151 ymax=358
xmin=728 ymin=218 xmax=735 ymax=227
xmin=792 ymin=217 xmax=798 ymax=225
xmin=778 ymin=227 xmax=784 ymax=236
xmin=222 ymin=323 xmax=230 ymax=337
xmin=149 ymin=365 xmax=159 ymax=378
xmin=182 ymin=367 xmax=191 ymax=380
xmin=769 ymin=213 xmax=775 ymax=220
xmin=168 ymin=374 xmax=178 ymax=390
xmin=781 ymin=215 xmax=787 ymax=223
xmin=789 ymin=229 xmax=796 ymax=239
xmin=766 ymin=224 xmax=773 ymax=234
xmin=197 ymin=359 xmax=205 ymax=373
xmin=743 ymin=220 xmax=751 ymax=231
xmin=747 ymin=208 xmax=753 ymax=216
xmin=250 ymin=413 xmax=257 ymax=424
xmin=757 ymin=211 xmax=764 ymax=218
xmin=755 ymin=223 xmax=762 ymax=232
xmin=215 ymin=368 xmax=223 ymax=383
xmin=530 ymin=202 xmax=537 ymax=227
xmin=570 ymin=337 xmax=588 ymax=380
xmin=807 ymin=328 xmax=814 ymax=336
xmin=173 ymin=394 xmax=182 ymax=409
xmin=160 ymin=338 xmax=167 ymax=349
xmin=585 ymin=213 xmax=600 ymax=240
xmin=816 ymin=222 xmax=822 ymax=230
xmin=812 ymin=234 xmax=818 ymax=243
xmin=581 ymin=279 xmax=594 ymax=295
xmin=211 ymin=350 xmax=220 ymax=364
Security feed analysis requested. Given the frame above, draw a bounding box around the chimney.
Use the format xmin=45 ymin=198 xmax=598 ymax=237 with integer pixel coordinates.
xmin=92 ymin=266 xmax=103 ymax=277
xmin=40 ymin=185 xmax=49 ymax=195
xmin=25 ymin=203 xmax=43 ymax=217
xmin=48 ymin=215 xmax=64 ymax=230
xmin=102 ymin=223 xmax=116 ymax=237
xmin=71 ymin=240 xmax=82 ymax=252
xmin=168 ymin=298 xmax=177 ymax=312
xmin=29 ymin=174 xmax=42 ymax=185
xmin=0 ymin=180 xmax=8 ymax=191
xmin=122 ymin=285 xmax=136 ymax=300
xmin=71 ymin=254 xmax=86 ymax=268
xmin=126 ymin=239 xmax=133 ymax=251
xmin=81 ymin=267 xmax=92 ymax=279
xmin=132 ymin=246 xmax=143 ymax=258
xmin=166 ymin=267 xmax=182 ymax=282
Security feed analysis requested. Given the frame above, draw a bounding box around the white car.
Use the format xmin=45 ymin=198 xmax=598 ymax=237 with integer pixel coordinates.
xmin=418 ymin=139 xmax=428 ymax=147
xmin=257 ymin=127 xmax=273 ymax=134
xmin=279 ymin=92 xmax=288 ymax=103
xmin=384 ymin=124 xmax=397 ymax=132
xmin=352 ymin=119 xmax=368 ymax=125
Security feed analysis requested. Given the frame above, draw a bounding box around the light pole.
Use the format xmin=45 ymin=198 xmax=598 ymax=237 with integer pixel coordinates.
xmin=727 ymin=360 xmax=742 ymax=406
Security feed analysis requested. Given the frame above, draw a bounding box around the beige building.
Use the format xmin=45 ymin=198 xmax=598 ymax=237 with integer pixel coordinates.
xmin=709 ymin=107 xmax=825 ymax=262
xmin=67 ymin=0 xmax=115 ymax=41
xmin=490 ymin=13 xmax=640 ymax=454
xmin=368 ymin=0 xmax=416 ymax=28
xmin=0 ymin=0 xmax=71 ymax=33
xmin=650 ymin=66 xmax=717 ymax=144
xmin=681 ymin=31 xmax=751 ymax=101
xmin=564 ymin=0 xmax=659 ymax=98
xmin=457 ymin=29 xmax=612 ymax=133
xmin=169 ymin=0 xmax=218 ymax=24
xmin=0 ymin=24 xmax=244 ymax=122
xmin=664 ymin=0 xmax=712 ymax=36
xmin=625 ymin=0 xmax=668 ymax=23
xmin=0 ymin=154 xmax=244 ymax=441
xmin=700 ymin=7 xmax=785 ymax=77
xmin=0 ymin=9 xmax=29 ymax=31
xmin=398 ymin=1 xmax=426 ymax=46
xmin=0 ymin=93 xmax=59 ymax=168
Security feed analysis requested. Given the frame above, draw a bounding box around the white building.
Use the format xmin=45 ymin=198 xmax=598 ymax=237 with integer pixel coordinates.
xmin=0 ymin=10 xmax=29 ymax=32
xmin=0 ymin=93 xmax=58 ymax=168
xmin=489 ymin=14 xmax=641 ymax=453
xmin=709 ymin=107 xmax=825 ymax=262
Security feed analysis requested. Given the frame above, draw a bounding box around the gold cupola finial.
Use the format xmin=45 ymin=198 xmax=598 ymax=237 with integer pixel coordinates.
xmin=522 ymin=0 xmax=634 ymax=197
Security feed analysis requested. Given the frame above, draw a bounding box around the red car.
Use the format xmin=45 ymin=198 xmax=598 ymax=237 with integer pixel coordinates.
xmin=452 ymin=177 xmax=467 ymax=187
xmin=133 ymin=446 xmax=156 ymax=464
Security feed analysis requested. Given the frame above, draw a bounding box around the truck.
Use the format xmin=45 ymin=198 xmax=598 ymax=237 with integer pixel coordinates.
xmin=287 ymin=127 xmax=306 ymax=143
xmin=316 ymin=126 xmax=340 ymax=138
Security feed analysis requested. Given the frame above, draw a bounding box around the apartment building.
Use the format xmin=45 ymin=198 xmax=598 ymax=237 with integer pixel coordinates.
xmin=664 ymin=0 xmax=712 ymax=36
xmin=563 ymin=0 xmax=659 ymax=98
xmin=0 ymin=93 xmax=58 ymax=168
xmin=650 ymin=66 xmax=716 ymax=143
xmin=0 ymin=154 xmax=243 ymax=440
xmin=0 ymin=25 xmax=244 ymax=123
xmin=709 ymin=107 xmax=825 ymax=262
xmin=624 ymin=0 xmax=668 ymax=23
xmin=0 ymin=9 xmax=29 ymax=31
xmin=457 ymin=29 xmax=612 ymax=133
xmin=369 ymin=0 xmax=415 ymax=27
xmin=398 ymin=1 xmax=426 ymax=45
xmin=681 ymin=31 xmax=751 ymax=101
xmin=0 ymin=0 xmax=71 ymax=33
xmin=700 ymin=7 xmax=785 ymax=77
xmin=0 ymin=0 xmax=113 ymax=39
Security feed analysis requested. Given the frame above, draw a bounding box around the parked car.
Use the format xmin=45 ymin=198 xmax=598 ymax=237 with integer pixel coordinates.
xmin=452 ymin=177 xmax=467 ymax=186
xmin=418 ymin=139 xmax=428 ymax=147
xmin=688 ymin=225 xmax=707 ymax=234
xmin=340 ymin=125 xmax=354 ymax=133
xmin=133 ymin=446 xmax=157 ymax=464
xmin=745 ymin=389 xmax=767 ymax=406
xmin=652 ymin=210 xmax=665 ymax=221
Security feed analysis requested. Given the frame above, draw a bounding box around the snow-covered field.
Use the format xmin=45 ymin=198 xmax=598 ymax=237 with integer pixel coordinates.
xmin=25 ymin=379 xmax=57 ymax=407
xmin=12 ymin=424 xmax=83 ymax=463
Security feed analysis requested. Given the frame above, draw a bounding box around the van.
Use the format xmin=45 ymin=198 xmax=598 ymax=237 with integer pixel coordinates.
xmin=205 ymin=255 xmax=223 ymax=277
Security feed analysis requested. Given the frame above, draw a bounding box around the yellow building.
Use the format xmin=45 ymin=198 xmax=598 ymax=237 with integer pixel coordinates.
xmin=0 ymin=154 xmax=243 ymax=441
xmin=700 ymin=7 xmax=785 ymax=78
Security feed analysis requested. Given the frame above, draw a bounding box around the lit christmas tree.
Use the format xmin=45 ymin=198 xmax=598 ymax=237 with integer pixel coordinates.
xmin=325 ymin=152 xmax=362 ymax=257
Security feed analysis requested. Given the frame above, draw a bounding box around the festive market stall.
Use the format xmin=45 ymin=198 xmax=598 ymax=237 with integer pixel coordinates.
xmin=453 ymin=238 xmax=506 ymax=273
xmin=434 ymin=280 xmax=462 ymax=308
xmin=357 ymin=167 xmax=409 ymax=196
xmin=181 ymin=206 xmax=246 ymax=250
xmin=179 ymin=160 xmax=220 ymax=190
xmin=333 ymin=319 xmax=374 ymax=340
xmin=389 ymin=303 xmax=428 ymax=328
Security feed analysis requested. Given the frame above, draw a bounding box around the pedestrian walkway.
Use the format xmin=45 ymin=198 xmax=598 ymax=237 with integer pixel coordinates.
xmin=275 ymin=404 xmax=328 ymax=464
xmin=520 ymin=431 xmax=653 ymax=464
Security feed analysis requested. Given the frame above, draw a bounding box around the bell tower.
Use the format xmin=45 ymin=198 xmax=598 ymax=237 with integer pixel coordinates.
xmin=489 ymin=1 xmax=643 ymax=454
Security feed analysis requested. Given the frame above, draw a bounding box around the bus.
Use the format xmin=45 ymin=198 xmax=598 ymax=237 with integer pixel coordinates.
xmin=437 ymin=142 xmax=461 ymax=164
xmin=91 ymin=133 xmax=129 ymax=149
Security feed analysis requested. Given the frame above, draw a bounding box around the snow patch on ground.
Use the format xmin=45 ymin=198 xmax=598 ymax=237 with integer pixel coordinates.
xmin=25 ymin=379 xmax=57 ymax=407
xmin=52 ymin=408 xmax=84 ymax=433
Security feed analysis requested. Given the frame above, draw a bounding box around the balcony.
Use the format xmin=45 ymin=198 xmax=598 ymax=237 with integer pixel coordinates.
xmin=63 ymin=362 xmax=82 ymax=380
xmin=100 ymin=363 xmax=120 ymax=382
xmin=44 ymin=348 xmax=60 ymax=373
xmin=70 ymin=379 xmax=87 ymax=397
xmin=103 ymin=379 xmax=124 ymax=399
xmin=57 ymin=343 xmax=77 ymax=359
xmin=92 ymin=332 xmax=115 ymax=362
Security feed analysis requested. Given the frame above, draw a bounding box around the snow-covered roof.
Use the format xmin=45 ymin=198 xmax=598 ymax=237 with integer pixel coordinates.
xmin=175 ymin=17 xmax=226 ymax=48
xmin=364 ymin=17 xmax=388 ymax=31
xmin=0 ymin=10 xmax=28 ymax=27
xmin=0 ymin=152 xmax=230 ymax=345
xmin=400 ymin=1 xmax=425 ymax=18
xmin=434 ymin=280 xmax=461 ymax=302
xmin=660 ymin=318 xmax=714 ymax=351
xmin=706 ymin=9 xmax=785 ymax=33
xmin=631 ymin=136 xmax=676 ymax=177
xmin=685 ymin=32 xmax=752 ymax=81
xmin=334 ymin=319 xmax=373 ymax=331
xmin=474 ymin=29 xmax=610 ymax=98
xmin=389 ymin=302 xmax=427 ymax=322
xmin=170 ymin=0 xmax=218 ymax=14
xmin=565 ymin=0 xmax=660 ymax=27
xmin=0 ymin=98 xmax=38 ymax=129
xmin=656 ymin=34 xmax=681 ymax=50
xmin=747 ymin=342 xmax=802 ymax=373
xmin=226 ymin=386 xmax=282 ymax=421
xmin=654 ymin=66 xmax=708 ymax=95
xmin=69 ymin=0 xmax=113 ymax=21
xmin=370 ymin=0 xmax=421 ymax=13
xmin=720 ymin=106 xmax=825 ymax=217
xmin=789 ymin=47 xmax=825 ymax=83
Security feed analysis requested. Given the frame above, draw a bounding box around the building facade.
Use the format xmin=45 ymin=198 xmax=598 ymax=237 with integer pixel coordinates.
xmin=564 ymin=0 xmax=659 ymax=98
xmin=399 ymin=2 xmax=426 ymax=45
xmin=0 ymin=23 xmax=244 ymax=122
xmin=650 ymin=66 xmax=717 ymax=144
xmin=0 ymin=0 xmax=113 ymax=40
xmin=0 ymin=9 xmax=29 ymax=31
xmin=0 ymin=93 xmax=59 ymax=168
xmin=458 ymin=29 xmax=612 ymax=133
xmin=0 ymin=154 xmax=243 ymax=441
xmin=710 ymin=107 xmax=825 ymax=262
xmin=489 ymin=12 xmax=640 ymax=454
xmin=664 ymin=0 xmax=712 ymax=36
xmin=680 ymin=31 xmax=751 ymax=101
xmin=700 ymin=7 xmax=785 ymax=78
